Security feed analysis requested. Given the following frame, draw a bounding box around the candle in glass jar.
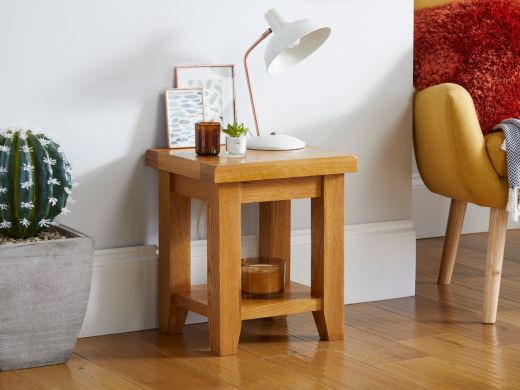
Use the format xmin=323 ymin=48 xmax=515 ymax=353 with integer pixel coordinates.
xmin=241 ymin=257 xmax=285 ymax=299
xmin=195 ymin=122 xmax=221 ymax=156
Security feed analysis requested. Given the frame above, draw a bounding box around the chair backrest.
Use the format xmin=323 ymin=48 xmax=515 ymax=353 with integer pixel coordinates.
xmin=414 ymin=83 xmax=507 ymax=207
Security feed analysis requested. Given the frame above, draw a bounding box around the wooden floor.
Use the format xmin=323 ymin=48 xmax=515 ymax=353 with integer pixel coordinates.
xmin=4 ymin=231 xmax=520 ymax=389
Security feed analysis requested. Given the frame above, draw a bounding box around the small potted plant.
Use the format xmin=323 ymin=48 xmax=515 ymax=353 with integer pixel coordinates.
xmin=0 ymin=127 xmax=94 ymax=371
xmin=223 ymin=122 xmax=248 ymax=157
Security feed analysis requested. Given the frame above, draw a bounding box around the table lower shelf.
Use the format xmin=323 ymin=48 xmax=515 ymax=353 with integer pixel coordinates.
xmin=172 ymin=281 xmax=322 ymax=320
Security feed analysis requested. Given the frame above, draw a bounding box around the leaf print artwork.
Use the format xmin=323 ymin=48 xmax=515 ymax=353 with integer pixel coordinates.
xmin=187 ymin=79 xmax=224 ymax=123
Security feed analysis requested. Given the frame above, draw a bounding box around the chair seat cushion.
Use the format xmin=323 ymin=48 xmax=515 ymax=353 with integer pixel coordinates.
xmin=485 ymin=131 xmax=507 ymax=178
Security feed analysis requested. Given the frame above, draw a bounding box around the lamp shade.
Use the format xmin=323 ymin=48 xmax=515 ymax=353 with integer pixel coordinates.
xmin=264 ymin=9 xmax=331 ymax=74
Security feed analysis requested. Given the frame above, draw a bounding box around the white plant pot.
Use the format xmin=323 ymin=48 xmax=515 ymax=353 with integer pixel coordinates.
xmin=226 ymin=135 xmax=247 ymax=157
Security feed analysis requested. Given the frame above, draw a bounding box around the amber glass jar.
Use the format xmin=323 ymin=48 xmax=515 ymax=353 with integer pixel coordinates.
xmin=241 ymin=257 xmax=285 ymax=299
xmin=195 ymin=122 xmax=221 ymax=156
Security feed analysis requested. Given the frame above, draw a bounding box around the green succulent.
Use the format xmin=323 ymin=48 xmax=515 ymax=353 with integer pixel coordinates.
xmin=223 ymin=122 xmax=248 ymax=138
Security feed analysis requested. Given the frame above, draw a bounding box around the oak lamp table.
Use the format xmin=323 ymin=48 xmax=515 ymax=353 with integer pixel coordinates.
xmin=145 ymin=146 xmax=358 ymax=356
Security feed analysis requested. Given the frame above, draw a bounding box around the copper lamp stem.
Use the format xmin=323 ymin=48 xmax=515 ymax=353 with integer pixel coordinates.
xmin=244 ymin=28 xmax=272 ymax=137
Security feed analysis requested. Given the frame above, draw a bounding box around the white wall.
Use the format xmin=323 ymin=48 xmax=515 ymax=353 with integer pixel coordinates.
xmin=0 ymin=0 xmax=413 ymax=249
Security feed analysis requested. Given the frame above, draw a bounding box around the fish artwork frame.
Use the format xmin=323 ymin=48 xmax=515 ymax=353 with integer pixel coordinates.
xmin=165 ymin=88 xmax=204 ymax=148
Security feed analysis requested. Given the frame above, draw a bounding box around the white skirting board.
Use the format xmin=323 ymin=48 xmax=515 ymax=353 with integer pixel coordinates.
xmin=412 ymin=173 xmax=520 ymax=239
xmin=79 ymin=219 xmax=416 ymax=338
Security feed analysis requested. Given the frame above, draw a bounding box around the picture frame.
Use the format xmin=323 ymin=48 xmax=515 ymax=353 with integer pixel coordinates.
xmin=174 ymin=65 xmax=237 ymax=133
xmin=165 ymin=88 xmax=204 ymax=148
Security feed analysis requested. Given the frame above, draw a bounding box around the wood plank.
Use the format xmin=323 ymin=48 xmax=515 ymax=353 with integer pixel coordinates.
xmin=232 ymin=319 xmax=322 ymax=358
xmin=373 ymin=287 xmax=520 ymax=347
xmin=145 ymin=146 xmax=357 ymax=183
xmin=459 ymin=276 xmax=520 ymax=307
xmin=188 ymin=320 xmax=324 ymax=360
xmin=0 ymin=354 xmax=141 ymax=390
xmin=415 ymin=275 xmax=520 ymax=326
xmin=241 ymin=177 xmax=321 ymax=203
xmin=417 ymin=238 xmax=520 ymax=278
xmin=311 ymin=174 xmax=345 ymax=340
xmin=346 ymin=301 xmax=444 ymax=341
xmin=459 ymin=228 xmax=520 ymax=262
xmin=172 ymin=282 xmax=322 ymax=320
xmin=96 ymin=327 xmax=328 ymax=389
xmin=267 ymin=349 xmax=429 ymax=390
xmin=377 ymin=356 xmax=512 ymax=390
xmin=207 ymin=182 xmax=242 ymax=356
xmin=266 ymin=313 xmax=429 ymax=365
xmin=74 ymin=333 xmax=238 ymax=389
xmin=417 ymin=252 xmax=483 ymax=280
xmin=399 ymin=332 xmax=520 ymax=385
xmin=259 ymin=200 xmax=292 ymax=283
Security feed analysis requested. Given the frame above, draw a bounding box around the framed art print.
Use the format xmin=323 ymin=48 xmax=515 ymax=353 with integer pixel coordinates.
xmin=165 ymin=88 xmax=204 ymax=148
xmin=174 ymin=65 xmax=236 ymax=133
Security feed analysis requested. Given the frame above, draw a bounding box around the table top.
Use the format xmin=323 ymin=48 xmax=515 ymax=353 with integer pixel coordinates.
xmin=145 ymin=146 xmax=358 ymax=183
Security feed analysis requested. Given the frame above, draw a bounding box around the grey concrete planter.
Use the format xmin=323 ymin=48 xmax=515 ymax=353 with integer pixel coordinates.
xmin=0 ymin=225 xmax=94 ymax=371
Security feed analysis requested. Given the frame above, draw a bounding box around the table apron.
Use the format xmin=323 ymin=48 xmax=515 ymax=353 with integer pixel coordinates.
xmin=172 ymin=174 xmax=324 ymax=203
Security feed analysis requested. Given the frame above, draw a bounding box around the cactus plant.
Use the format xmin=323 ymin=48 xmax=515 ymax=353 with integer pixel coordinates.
xmin=0 ymin=128 xmax=72 ymax=239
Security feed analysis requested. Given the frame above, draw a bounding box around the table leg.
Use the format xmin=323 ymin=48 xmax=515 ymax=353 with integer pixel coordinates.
xmin=158 ymin=172 xmax=191 ymax=334
xmin=311 ymin=174 xmax=344 ymax=340
xmin=259 ymin=200 xmax=291 ymax=283
xmin=207 ymin=182 xmax=242 ymax=356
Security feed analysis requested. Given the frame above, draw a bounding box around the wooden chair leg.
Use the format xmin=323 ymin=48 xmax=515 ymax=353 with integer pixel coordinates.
xmin=438 ymin=199 xmax=467 ymax=285
xmin=482 ymin=207 xmax=508 ymax=324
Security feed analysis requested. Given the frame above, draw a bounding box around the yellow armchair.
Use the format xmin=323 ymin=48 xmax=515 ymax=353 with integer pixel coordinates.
xmin=414 ymin=83 xmax=509 ymax=324
xmin=414 ymin=0 xmax=510 ymax=324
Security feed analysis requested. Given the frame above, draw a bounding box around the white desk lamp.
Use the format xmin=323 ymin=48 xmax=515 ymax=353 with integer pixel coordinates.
xmin=244 ymin=9 xmax=331 ymax=151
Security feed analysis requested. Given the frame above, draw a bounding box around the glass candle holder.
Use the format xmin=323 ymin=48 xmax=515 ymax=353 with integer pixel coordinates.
xmin=195 ymin=122 xmax=221 ymax=156
xmin=241 ymin=257 xmax=285 ymax=299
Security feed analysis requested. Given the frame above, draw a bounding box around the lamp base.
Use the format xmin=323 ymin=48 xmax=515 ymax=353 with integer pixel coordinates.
xmin=247 ymin=134 xmax=306 ymax=151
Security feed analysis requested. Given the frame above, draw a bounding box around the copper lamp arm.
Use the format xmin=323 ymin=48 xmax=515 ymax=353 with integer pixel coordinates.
xmin=243 ymin=28 xmax=272 ymax=137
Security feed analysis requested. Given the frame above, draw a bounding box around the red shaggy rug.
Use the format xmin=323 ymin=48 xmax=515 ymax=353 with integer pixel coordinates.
xmin=414 ymin=0 xmax=520 ymax=134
